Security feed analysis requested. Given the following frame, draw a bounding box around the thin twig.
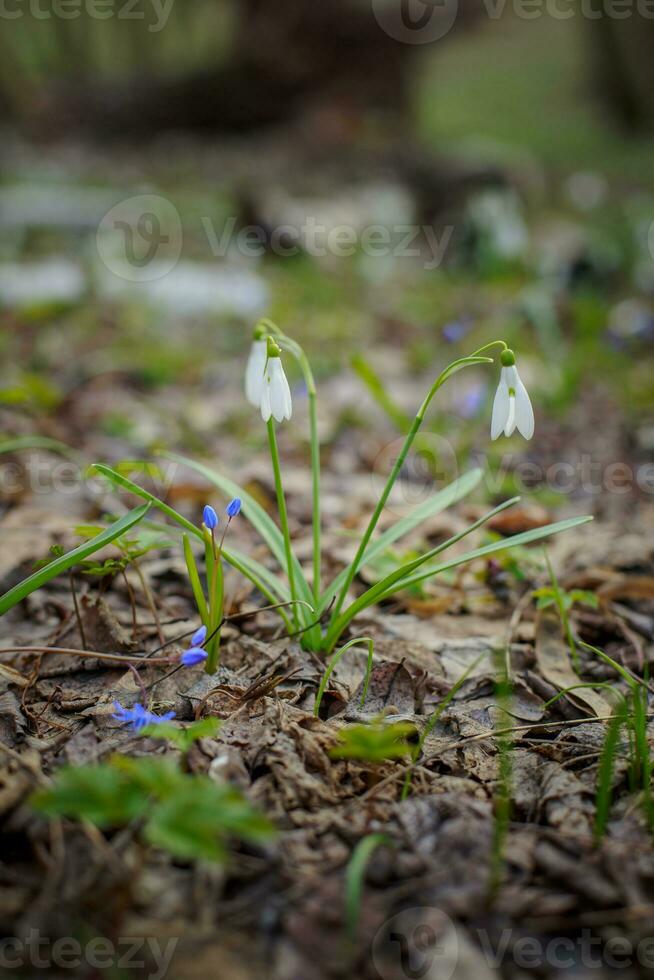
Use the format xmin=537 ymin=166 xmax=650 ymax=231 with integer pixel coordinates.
xmin=69 ymin=570 xmax=87 ymax=650
xmin=132 ymin=559 xmax=164 ymax=644
xmin=121 ymin=569 xmax=138 ymax=641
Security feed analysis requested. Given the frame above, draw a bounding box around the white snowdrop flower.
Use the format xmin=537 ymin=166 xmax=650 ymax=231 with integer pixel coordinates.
xmin=245 ymin=333 xmax=268 ymax=407
xmin=260 ymin=340 xmax=292 ymax=423
xmin=491 ymin=350 xmax=534 ymax=440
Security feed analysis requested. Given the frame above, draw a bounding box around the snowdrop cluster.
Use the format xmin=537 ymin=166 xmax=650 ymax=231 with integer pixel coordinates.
xmin=245 ymin=333 xmax=292 ymax=423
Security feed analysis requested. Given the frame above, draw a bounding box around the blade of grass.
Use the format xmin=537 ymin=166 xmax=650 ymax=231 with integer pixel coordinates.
xmin=0 ymin=504 xmax=150 ymax=616
xmin=183 ymin=535 xmax=208 ymax=624
xmin=351 ymin=353 xmax=412 ymax=432
xmin=319 ymin=468 xmax=483 ymax=612
xmin=594 ymin=701 xmax=628 ymax=842
xmin=324 ymin=497 xmax=520 ymax=651
xmin=314 ymin=637 xmax=374 ymax=717
xmin=162 ymin=453 xmax=314 ymax=622
xmin=91 ymin=463 xmax=292 ymax=626
xmin=344 ymin=833 xmax=388 ymax=945
xmin=376 ymin=516 xmax=594 ymax=599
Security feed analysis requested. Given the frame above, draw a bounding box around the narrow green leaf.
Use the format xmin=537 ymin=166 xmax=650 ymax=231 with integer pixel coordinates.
xmin=594 ymin=702 xmax=628 ymax=842
xmin=92 ymin=463 xmax=292 ymax=628
xmin=378 ymin=516 xmax=594 ymax=598
xmin=183 ymin=535 xmax=209 ymax=623
xmin=163 ymin=453 xmax=314 ymax=621
xmin=0 ymin=504 xmax=150 ymax=616
xmin=324 ymin=497 xmax=520 ymax=649
xmin=314 ymin=637 xmax=374 ymax=718
xmin=91 ymin=464 xmax=200 ymax=538
xmin=345 ymin=834 xmax=389 ymax=944
xmin=0 ymin=435 xmax=77 ymax=458
xmin=320 ymin=469 xmax=483 ymax=612
xmin=351 ymin=354 xmax=411 ymax=431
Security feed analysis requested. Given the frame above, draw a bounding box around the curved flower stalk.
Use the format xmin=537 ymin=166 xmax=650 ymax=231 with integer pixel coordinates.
xmin=491 ymin=349 xmax=534 ymax=440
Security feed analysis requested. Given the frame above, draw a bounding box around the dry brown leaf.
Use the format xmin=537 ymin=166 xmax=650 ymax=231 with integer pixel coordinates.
xmin=535 ymin=608 xmax=611 ymax=717
xmin=0 ymin=663 xmax=29 ymax=690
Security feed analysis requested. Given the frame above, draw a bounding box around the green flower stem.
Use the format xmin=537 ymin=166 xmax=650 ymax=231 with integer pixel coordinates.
xmin=183 ymin=535 xmax=209 ymax=623
xmin=267 ymin=418 xmax=299 ymax=630
xmin=328 ymin=353 xmax=494 ymax=628
xmin=262 ymin=321 xmax=322 ymax=605
xmin=203 ymin=531 xmax=222 ymax=674
xmin=323 ymin=497 xmax=517 ymax=653
xmin=309 ymin=391 xmax=321 ymax=603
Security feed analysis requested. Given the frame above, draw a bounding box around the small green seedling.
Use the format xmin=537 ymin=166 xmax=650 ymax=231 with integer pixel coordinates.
xmin=330 ymin=718 xmax=417 ymax=763
xmin=533 ymin=548 xmax=598 ymax=671
xmin=31 ymin=719 xmax=274 ymax=863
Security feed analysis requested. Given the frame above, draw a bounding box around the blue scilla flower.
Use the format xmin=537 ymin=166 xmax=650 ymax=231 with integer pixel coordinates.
xmin=203 ymin=505 xmax=219 ymax=530
xmin=181 ymin=646 xmax=208 ymax=667
xmin=191 ymin=625 xmax=207 ymax=646
xmin=226 ymin=498 xmax=241 ymax=518
xmin=112 ymin=702 xmax=175 ymax=732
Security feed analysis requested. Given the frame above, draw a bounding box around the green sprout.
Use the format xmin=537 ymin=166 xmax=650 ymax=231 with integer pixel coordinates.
xmin=330 ymin=718 xmax=417 ymax=763
xmin=31 ymin=719 xmax=274 ymax=864
xmin=533 ymin=547 xmax=599 ymax=671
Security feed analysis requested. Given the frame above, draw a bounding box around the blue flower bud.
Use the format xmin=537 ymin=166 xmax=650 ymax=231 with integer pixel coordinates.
xmin=226 ymin=498 xmax=242 ymax=518
xmin=203 ymin=505 xmax=219 ymax=530
xmin=112 ymin=701 xmax=175 ymax=731
xmin=191 ymin=625 xmax=207 ymax=646
xmin=181 ymin=647 xmax=208 ymax=667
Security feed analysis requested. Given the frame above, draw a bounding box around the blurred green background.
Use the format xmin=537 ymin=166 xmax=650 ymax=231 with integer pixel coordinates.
xmin=1 ymin=3 xmax=653 ymax=514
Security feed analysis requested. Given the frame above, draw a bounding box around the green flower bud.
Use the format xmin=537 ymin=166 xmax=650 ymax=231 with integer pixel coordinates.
xmin=266 ymin=337 xmax=282 ymax=358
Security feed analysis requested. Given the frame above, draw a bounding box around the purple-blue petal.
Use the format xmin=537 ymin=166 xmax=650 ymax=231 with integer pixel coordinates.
xmin=191 ymin=625 xmax=208 ymax=646
xmin=226 ymin=497 xmax=242 ymax=518
xmin=203 ymin=505 xmax=219 ymax=530
xmin=181 ymin=647 xmax=208 ymax=667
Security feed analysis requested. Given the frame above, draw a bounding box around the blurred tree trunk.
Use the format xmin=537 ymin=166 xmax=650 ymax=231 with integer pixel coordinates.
xmin=587 ymin=8 xmax=654 ymax=130
xmin=32 ymin=0 xmax=415 ymax=137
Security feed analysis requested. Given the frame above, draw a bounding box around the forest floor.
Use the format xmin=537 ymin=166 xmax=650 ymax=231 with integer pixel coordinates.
xmin=2 ymin=93 xmax=654 ymax=980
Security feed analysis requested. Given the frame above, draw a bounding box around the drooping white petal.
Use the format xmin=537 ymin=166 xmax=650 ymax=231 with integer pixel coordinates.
xmin=514 ymin=370 xmax=534 ymax=440
xmin=504 ymin=395 xmax=517 ymax=437
xmin=245 ymin=340 xmax=268 ymax=406
xmin=269 ymin=358 xmax=293 ymax=422
xmin=278 ymin=361 xmax=292 ymax=420
xmin=260 ymin=366 xmax=273 ymax=422
xmin=491 ymin=374 xmax=509 ymax=440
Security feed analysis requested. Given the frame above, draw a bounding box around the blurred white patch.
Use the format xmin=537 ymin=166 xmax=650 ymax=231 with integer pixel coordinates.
xmin=565 ymin=172 xmax=608 ymax=212
xmin=96 ymin=260 xmax=269 ymax=318
xmin=0 ymin=259 xmax=85 ymax=308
